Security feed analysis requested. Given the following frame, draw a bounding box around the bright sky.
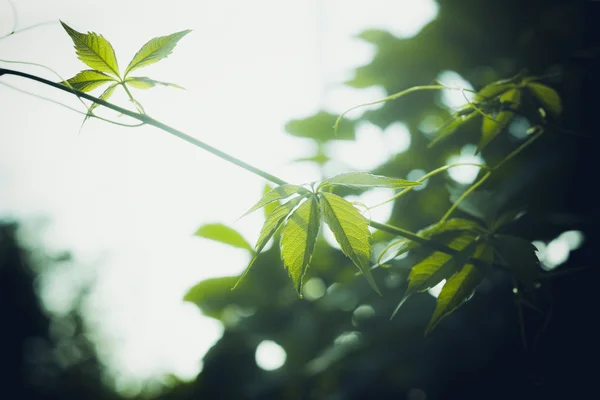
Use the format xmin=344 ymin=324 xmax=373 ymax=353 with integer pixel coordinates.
xmin=0 ymin=0 xmax=438 ymax=393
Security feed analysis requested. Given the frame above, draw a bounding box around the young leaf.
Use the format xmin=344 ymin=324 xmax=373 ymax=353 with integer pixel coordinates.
xmin=473 ymin=82 xmax=514 ymax=102
xmin=491 ymin=234 xmax=540 ymax=289
xmin=60 ymin=70 xmax=116 ymax=92
xmin=125 ymin=77 xmax=185 ymax=90
xmin=319 ymin=192 xmax=381 ymax=294
xmin=378 ymin=218 xmax=483 ymax=265
xmin=194 ymin=223 xmax=253 ymax=252
xmin=428 ymin=111 xmax=477 ymax=148
xmin=425 ymin=243 xmax=492 ymax=335
xmin=233 ymin=196 xmax=304 ymax=289
xmin=281 ymin=196 xmax=321 ymax=294
xmin=527 ymin=82 xmax=562 ymax=116
xmin=124 ymin=30 xmax=191 ymax=77
xmin=318 ymin=172 xmax=420 ymax=191
xmin=60 ymin=21 xmax=120 ymax=77
xmin=478 ymin=88 xmax=521 ymax=152
xmin=241 ymin=184 xmax=310 ymax=218
xmin=86 ymin=82 xmax=118 ymax=118
xmin=392 ymin=235 xmax=478 ymax=318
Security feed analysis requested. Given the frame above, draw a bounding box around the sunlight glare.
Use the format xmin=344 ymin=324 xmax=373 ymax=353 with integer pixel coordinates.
xmin=255 ymin=340 xmax=287 ymax=371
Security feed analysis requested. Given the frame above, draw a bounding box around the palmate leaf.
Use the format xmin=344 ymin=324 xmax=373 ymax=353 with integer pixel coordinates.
xmin=378 ymin=218 xmax=483 ymax=265
xmin=241 ymin=184 xmax=310 ymax=218
xmin=194 ymin=223 xmax=253 ymax=252
xmin=479 ymin=88 xmax=521 ymax=152
xmin=60 ymin=21 xmax=120 ymax=77
xmin=125 ymin=77 xmax=185 ymax=90
xmin=491 ymin=234 xmax=540 ymax=290
xmin=392 ymin=234 xmax=478 ymax=318
xmin=319 ymin=192 xmax=381 ymax=294
xmin=233 ymin=196 xmax=305 ymax=289
xmin=425 ymin=243 xmax=493 ymax=334
xmin=124 ymin=30 xmax=191 ymax=77
xmin=60 ymin=70 xmax=117 ymax=92
xmin=281 ymin=196 xmax=320 ymax=294
xmin=318 ymin=172 xmax=420 ymax=190
xmin=527 ymin=82 xmax=562 ymax=116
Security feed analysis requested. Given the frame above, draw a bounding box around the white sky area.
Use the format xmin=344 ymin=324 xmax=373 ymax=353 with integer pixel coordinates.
xmin=0 ymin=0 xmax=438 ymax=391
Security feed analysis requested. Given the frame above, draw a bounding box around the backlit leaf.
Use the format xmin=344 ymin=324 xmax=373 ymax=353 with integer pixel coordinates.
xmin=285 ymin=111 xmax=356 ymax=142
xmin=60 ymin=70 xmax=116 ymax=92
xmin=473 ymin=82 xmax=514 ymax=102
xmin=60 ymin=21 xmax=120 ymax=77
xmin=378 ymin=218 xmax=483 ymax=265
xmin=319 ymin=172 xmax=420 ymax=191
xmin=124 ymin=30 xmax=191 ymax=77
xmin=241 ymin=184 xmax=310 ymax=218
xmin=233 ymin=196 xmax=304 ymax=289
xmin=262 ymin=184 xmax=278 ymax=218
xmin=125 ymin=77 xmax=185 ymax=90
xmin=281 ymin=196 xmax=320 ymax=294
xmin=492 ymin=234 xmax=540 ymax=289
xmin=86 ymin=82 xmax=118 ymax=118
xmin=183 ymin=276 xmax=239 ymax=318
xmin=392 ymin=235 xmax=478 ymax=318
xmin=425 ymin=243 xmax=492 ymax=334
xmin=319 ymin=192 xmax=380 ymax=294
xmin=428 ymin=111 xmax=477 ymax=148
xmin=527 ymin=82 xmax=562 ymax=115
xmin=194 ymin=223 xmax=253 ymax=252
xmin=479 ymin=88 xmax=521 ymax=152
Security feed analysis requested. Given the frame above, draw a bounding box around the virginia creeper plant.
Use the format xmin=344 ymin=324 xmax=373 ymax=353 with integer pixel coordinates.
xmin=0 ymin=20 xmax=565 ymax=335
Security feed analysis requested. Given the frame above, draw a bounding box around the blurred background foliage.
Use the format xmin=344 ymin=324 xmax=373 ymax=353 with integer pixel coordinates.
xmin=2 ymin=0 xmax=599 ymax=398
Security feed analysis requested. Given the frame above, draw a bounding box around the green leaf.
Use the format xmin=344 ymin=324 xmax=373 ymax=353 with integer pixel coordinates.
xmin=60 ymin=70 xmax=116 ymax=92
xmin=241 ymin=184 xmax=310 ymax=218
xmin=491 ymin=234 xmax=540 ymax=289
xmin=262 ymin=184 xmax=278 ymax=218
xmin=425 ymin=243 xmax=492 ymax=334
xmin=194 ymin=223 xmax=253 ymax=252
xmin=125 ymin=77 xmax=185 ymax=90
xmin=124 ymin=30 xmax=191 ymax=77
xmin=285 ymin=111 xmax=356 ymax=142
xmin=318 ymin=172 xmax=420 ymax=191
xmin=86 ymin=82 xmax=118 ymax=117
xmin=428 ymin=111 xmax=477 ymax=148
xmin=479 ymin=88 xmax=521 ymax=152
xmin=281 ymin=196 xmax=321 ymax=294
xmin=378 ymin=218 xmax=483 ymax=265
xmin=473 ymin=82 xmax=514 ymax=102
xmin=184 ymin=276 xmax=239 ymax=303
xmin=527 ymin=82 xmax=562 ymax=115
xmin=392 ymin=235 xmax=478 ymax=318
xmin=319 ymin=192 xmax=380 ymax=295
xmin=60 ymin=21 xmax=120 ymax=77
xmin=234 ymin=196 xmax=304 ymax=289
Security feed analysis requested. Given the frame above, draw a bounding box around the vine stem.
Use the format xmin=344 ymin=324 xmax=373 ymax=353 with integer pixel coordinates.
xmin=0 ymin=67 xmax=539 ymax=265
xmin=0 ymin=67 xmax=287 ymax=186
xmin=368 ymin=163 xmax=490 ymax=210
xmin=333 ymin=85 xmax=445 ymax=136
xmin=439 ymin=127 xmax=544 ymax=223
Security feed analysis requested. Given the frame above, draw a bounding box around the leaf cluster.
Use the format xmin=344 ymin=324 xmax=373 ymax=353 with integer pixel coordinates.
xmin=430 ymin=74 xmax=562 ymax=152
xmin=59 ymin=21 xmax=189 ymax=123
xmin=384 ymin=209 xmax=540 ymax=334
